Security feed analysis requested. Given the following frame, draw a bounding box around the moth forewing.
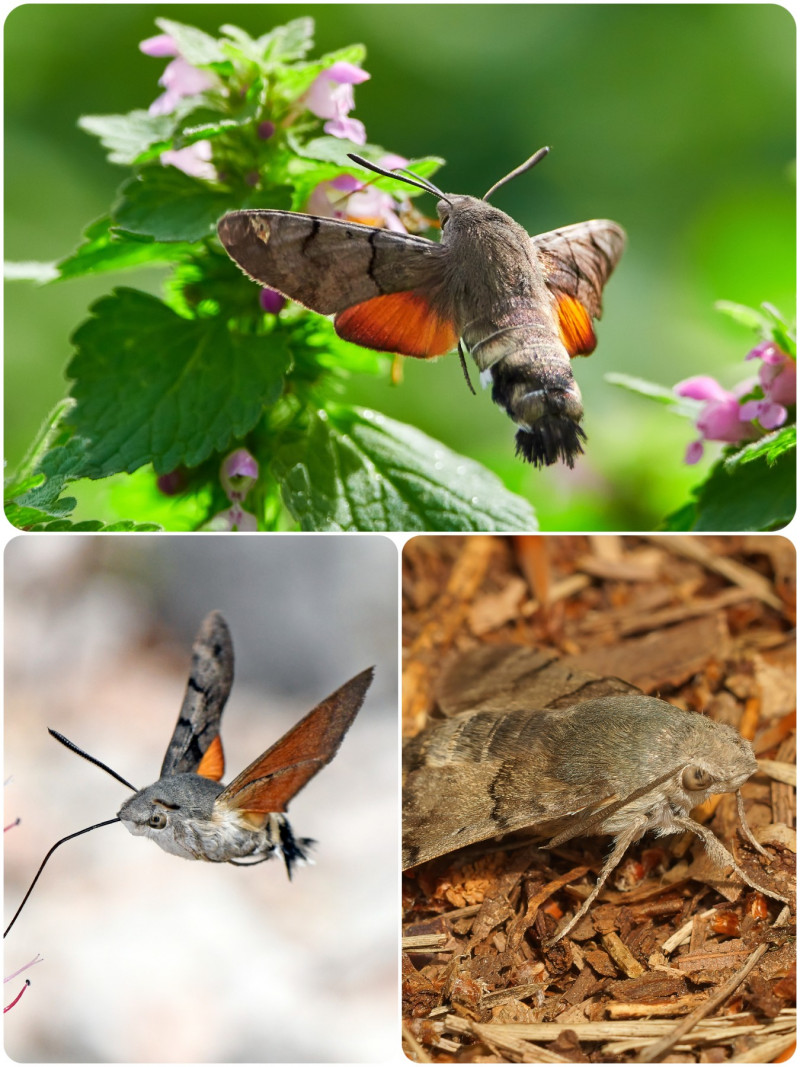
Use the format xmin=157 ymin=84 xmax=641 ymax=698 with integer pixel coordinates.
xmin=217 ymin=149 xmax=625 ymax=468
xmin=215 ymin=666 xmax=375 ymax=814
xmin=159 ymin=609 xmax=233 ymax=777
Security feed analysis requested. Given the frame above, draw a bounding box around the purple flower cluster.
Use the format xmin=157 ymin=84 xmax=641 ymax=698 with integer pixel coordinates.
xmin=675 ymin=341 xmax=795 ymax=464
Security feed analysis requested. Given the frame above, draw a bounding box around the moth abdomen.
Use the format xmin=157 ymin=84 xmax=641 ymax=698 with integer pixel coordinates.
xmin=489 ymin=343 xmax=585 ymax=468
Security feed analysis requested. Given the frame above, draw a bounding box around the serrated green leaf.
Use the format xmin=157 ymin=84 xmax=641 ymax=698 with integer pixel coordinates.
xmin=688 ymin=449 xmax=795 ymax=531
xmin=6 ymin=503 xmax=75 ymax=529
xmin=112 ymin=167 xmax=235 ymax=242
xmin=79 ymin=110 xmax=178 ymax=165
xmin=272 ymin=406 xmax=537 ymax=531
xmin=22 ymin=517 xmax=163 ymax=532
xmin=55 ymin=217 xmax=196 ymax=280
xmin=260 ymin=17 xmax=316 ymax=64
xmin=723 ymin=425 xmax=796 ymax=468
xmin=66 ymin=288 xmax=291 ymax=475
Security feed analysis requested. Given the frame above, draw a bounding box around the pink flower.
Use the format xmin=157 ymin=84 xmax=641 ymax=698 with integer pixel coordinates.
xmin=160 ymin=140 xmax=216 ymax=180
xmin=220 ymin=449 xmax=258 ymax=501
xmin=305 ymin=61 xmax=370 ymax=145
xmin=746 ymin=341 xmax=796 ymax=408
xmin=307 ymin=156 xmax=409 ymax=232
xmin=140 ymin=33 xmax=215 ymax=116
xmin=675 ymin=375 xmax=759 ymax=464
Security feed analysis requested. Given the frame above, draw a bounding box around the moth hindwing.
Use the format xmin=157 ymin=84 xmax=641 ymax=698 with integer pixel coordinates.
xmin=218 ymin=149 xmax=625 ymax=468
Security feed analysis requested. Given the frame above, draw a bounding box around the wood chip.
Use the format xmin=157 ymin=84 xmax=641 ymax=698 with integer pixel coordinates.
xmin=601 ymin=932 xmax=645 ymax=978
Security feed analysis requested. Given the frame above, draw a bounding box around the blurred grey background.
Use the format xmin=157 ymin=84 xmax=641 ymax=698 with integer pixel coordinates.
xmin=4 ymin=535 xmax=398 ymax=1062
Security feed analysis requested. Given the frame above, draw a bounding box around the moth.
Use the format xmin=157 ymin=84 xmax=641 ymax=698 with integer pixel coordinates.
xmin=217 ymin=148 xmax=625 ymax=468
xmin=5 ymin=611 xmax=373 ymax=937
xmin=403 ymin=647 xmax=789 ymax=945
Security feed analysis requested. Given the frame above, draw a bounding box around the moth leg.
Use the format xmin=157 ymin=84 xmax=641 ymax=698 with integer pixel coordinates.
xmin=457 ymin=341 xmax=477 ymax=396
xmin=674 ymin=815 xmax=789 ymax=904
xmin=544 ymin=824 xmax=642 ymax=948
xmin=735 ymin=788 xmax=769 ymax=857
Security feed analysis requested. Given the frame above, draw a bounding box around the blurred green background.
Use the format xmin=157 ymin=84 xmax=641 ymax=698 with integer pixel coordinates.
xmin=5 ymin=4 xmax=795 ymax=530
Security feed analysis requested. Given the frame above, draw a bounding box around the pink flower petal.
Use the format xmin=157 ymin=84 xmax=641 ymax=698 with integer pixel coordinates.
xmin=160 ymin=141 xmax=216 ymax=180
xmin=745 ymin=340 xmax=783 ymax=365
xmin=674 ymin=375 xmax=731 ymax=402
xmin=140 ymin=34 xmax=179 ymax=57
xmin=323 ymin=116 xmax=367 ymax=144
xmin=325 ymin=61 xmax=370 ymax=85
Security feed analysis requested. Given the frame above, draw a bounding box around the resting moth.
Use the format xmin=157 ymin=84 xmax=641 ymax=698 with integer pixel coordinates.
xmin=218 ymin=148 xmax=625 ymax=468
xmin=5 ymin=611 xmax=373 ymax=937
xmin=403 ymin=647 xmax=789 ymax=945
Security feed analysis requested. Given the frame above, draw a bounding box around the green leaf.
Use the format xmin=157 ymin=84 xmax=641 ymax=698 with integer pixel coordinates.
xmin=723 ymin=425 xmax=796 ymax=467
xmin=604 ymin=372 xmax=702 ymax=418
xmin=714 ymin=299 xmax=767 ymax=332
xmin=55 ymin=217 xmax=196 ymax=280
xmin=112 ymin=167 xmax=234 ymax=243
xmin=67 ymin=288 xmax=291 ymax=475
xmin=24 ymin=517 xmax=163 ymax=532
xmin=79 ymin=110 xmax=178 ymax=165
xmin=6 ymin=503 xmax=75 ymax=528
xmin=272 ymin=406 xmax=537 ymax=531
xmin=686 ymin=448 xmax=795 ymax=531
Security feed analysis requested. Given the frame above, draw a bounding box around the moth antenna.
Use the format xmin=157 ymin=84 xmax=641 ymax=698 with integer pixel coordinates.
xmin=4 ymin=817 xmax=121 ymax=938
xmin=48 ymin=729 xmax=138 ymax=792
xmin=483 ymin=145 xmax=550 ymax=201
xmin=347 ymin=153 xmax=450 ymax=203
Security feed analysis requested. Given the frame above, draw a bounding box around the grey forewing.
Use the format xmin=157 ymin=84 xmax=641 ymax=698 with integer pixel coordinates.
xmin=403 ymin=706 xmax=608 ymax=867
xmin=160 ymin=612 xmax=234 ymax=777
xmin=533 ymin=220 xmax=626 ymax=318
xmin=217 ymin=211 xmax=447 ymax=315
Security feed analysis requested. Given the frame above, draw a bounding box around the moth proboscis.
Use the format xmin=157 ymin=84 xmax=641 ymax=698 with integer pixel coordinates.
xmin=5 ymin=611 xmax=373 ymax=937
xmin=403 ymin=646 xmax=790 ymax=946
xmin=218 ymin=147 xmax=625 ymax=468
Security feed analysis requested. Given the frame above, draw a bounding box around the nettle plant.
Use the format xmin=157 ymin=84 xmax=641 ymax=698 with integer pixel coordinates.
xmin=608 ymin=302 xmax=796 ymax=531
xmin=5 ymin=17 xmax=537 ymax=532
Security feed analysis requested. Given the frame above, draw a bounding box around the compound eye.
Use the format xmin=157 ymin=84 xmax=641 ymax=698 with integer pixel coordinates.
xmin=682 ymin=766 xmax=715 ymax=792
xmin=148 ymin=810 xmax=168 ymax=829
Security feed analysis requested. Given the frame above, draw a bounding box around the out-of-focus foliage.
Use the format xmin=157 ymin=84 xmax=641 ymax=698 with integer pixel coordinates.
xmin=5 ymin=4 xmax=795 ymax=530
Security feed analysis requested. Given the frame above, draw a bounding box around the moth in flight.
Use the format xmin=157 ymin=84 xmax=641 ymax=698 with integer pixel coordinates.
xmin=218 ymin=148 xmax=625 ymax=468
xmin=5 ymin=612 xmax=373 ymax=936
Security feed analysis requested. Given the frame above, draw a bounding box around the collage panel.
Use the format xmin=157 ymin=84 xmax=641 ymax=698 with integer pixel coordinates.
xmin=402 ymin=535 xmax=795 ymax=1062
xmin=4 ymin=5 xmax=794 ymax=534
xmin=4 ymin=535 xmax=398 ymax=1062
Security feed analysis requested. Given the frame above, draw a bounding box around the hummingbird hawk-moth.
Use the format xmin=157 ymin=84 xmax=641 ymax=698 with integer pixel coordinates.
xmin=403 ymin=646 xmax=789 ymax=945
xmin=5 ymin=611 xmax=374 ymax=937
xmin=217 ymin=147 xmax=625 ymax=468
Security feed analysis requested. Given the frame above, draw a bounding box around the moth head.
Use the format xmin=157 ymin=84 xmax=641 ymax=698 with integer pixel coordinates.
xmin=677 ymin=723 xmax=758 ymax=802
xmin=117 ymin=774 xmax=224 ymax=850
